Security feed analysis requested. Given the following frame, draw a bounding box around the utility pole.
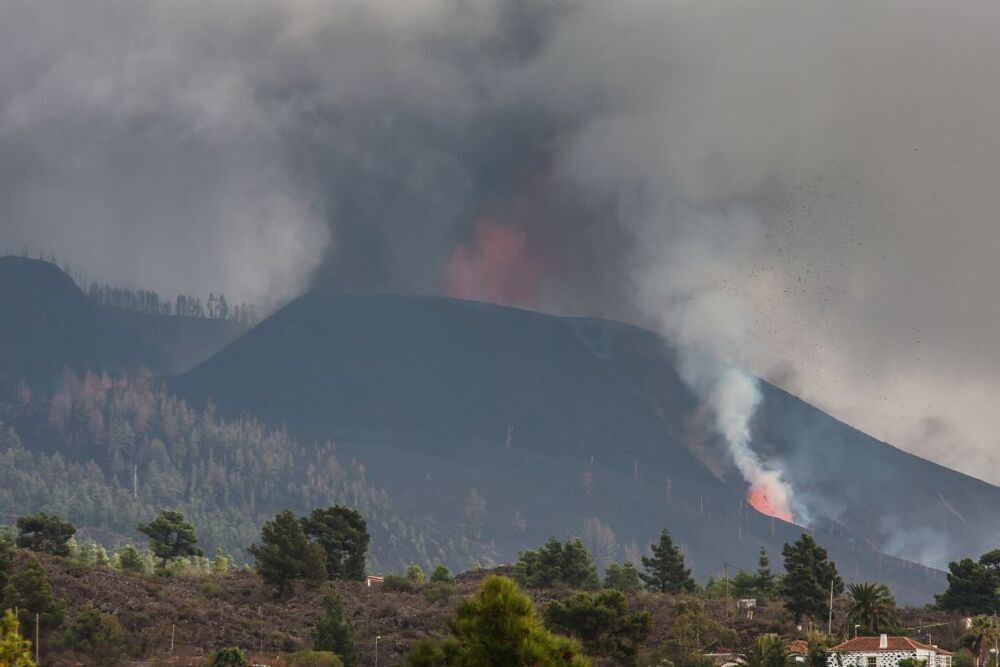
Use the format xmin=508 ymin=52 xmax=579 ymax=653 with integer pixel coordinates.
xmin=375 ymin=635 xmax=381 ymax=667
xmin=723 ymin=563 xmax=730 ymax=618
xmin=827 ymin=578 xmax=834 ymax=635
xmin=170 ymin=624 xmax=175 ymax=655
xmin=259 ymin=606 xmax=263 ymax=662
xmin=35 ymin=612 xmax=39 ymax=666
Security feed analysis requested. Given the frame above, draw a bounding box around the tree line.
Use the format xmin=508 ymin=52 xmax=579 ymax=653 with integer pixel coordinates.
xmin=86 ymin=283 xmax=257 ymax=326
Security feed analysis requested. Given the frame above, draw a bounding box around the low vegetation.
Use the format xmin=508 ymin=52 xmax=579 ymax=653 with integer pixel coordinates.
xmin=0 ymin=504 xmax=994 ymax=666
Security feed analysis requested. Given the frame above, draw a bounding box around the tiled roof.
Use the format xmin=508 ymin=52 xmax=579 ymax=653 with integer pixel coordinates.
xmin=829 ymin=637 xmax=953 ymax=656
xmin=788 ymin=640 xmax=809 ymax=654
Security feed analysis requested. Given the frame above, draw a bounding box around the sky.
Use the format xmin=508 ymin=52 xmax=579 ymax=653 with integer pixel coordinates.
xmin=2 ymin=0 xmax=1000 ymax=484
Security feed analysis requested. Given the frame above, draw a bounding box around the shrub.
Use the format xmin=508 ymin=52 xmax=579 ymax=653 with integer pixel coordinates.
xmin=211 ymin=646 xmax=248 ymax=667
xmin=64 ymin=605 xmax=125 ymax=662
xmin=286 ymin=651 xmax=345 ymax=667
xmin=430 ymin=566 xmax=453 ymax=583
xmin=311 ymin=591 xmax=356 ymax=667
xmin=201 ymin=579 xmax=225 ymax=598
xmin=383 ymin=575 xmax=416 ymax=593
xmin=406 ymin=565 xmax=425 ymax=584
xmin=114 ymin=545 xmax=146 ymax=575
xmin=423 ymin=582 xmax=456 ymax=604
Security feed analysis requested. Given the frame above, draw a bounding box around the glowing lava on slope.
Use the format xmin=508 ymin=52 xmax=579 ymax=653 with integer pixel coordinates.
xmin=446 ymin=219 xmax=542 ymax=307
xmin=747 ymin=485 xmax=794 ymax=523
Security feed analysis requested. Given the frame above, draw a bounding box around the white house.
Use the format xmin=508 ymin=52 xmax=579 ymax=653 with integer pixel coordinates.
xmin=828 ymin=635 xmax=953 ymax=667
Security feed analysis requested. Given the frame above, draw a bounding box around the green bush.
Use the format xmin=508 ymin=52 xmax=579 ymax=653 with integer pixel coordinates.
xmin=423 ymin=582 xmax=456 ymax=604
xmin=406 ymin=565 xmax=425 ymax=584
xmin=285 ymin=651 xmax=345 ymax=667
xmin=63 ymin=605 xmax=125 ymax=662
xmin=383 ymin=574 xmax=416 ymax=593
xmin=430 ymin=566 xmax=453 ymax=583
xmin=211 ymin=646 xmax=248 ymax=666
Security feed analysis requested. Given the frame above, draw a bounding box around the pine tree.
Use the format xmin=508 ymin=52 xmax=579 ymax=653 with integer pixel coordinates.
xmin=15 ymin=513 xmax=75 ymax=557
xmin=780 ymin=534 xmax=843 ymax=623
xmin=312 ymin=590 xmax=356 ymax=667
xmin=114 ymin=545 xmax=145 ymax=575
xmin=0 ymin=538 xmax=13 ymax=593
xmin=1 ymin=557 xmax=66 ymax=634
xmin=513 ymin=538 xmax=599 ymax=589
xmin=755 ymin=547 xmax=776 ymax=599
xmin=301 ymin=506 xmax=369 ymax=581
xmin=604 ymin=563 xmax=642 ymax=594
xmin=138 ymin=509 xmax=203 ymax=567
xmin=250 ymin=511 xmax=326 ymax=597
xmin=640 ymin=529 xmax=695 ymax=593
xmin=405 ymin=576 xmax=588 ymax=666
xmin=0 ymin=609 xmax=34 ymax=667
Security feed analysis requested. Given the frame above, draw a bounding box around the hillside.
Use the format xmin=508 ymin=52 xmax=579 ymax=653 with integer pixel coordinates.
xmin=17 ymin=552 xmax=971 ymax=666
xmin=171 ymin=293 xmax=975 ymax=603
xmin=0 ymin=256 xmax=243 ymax=396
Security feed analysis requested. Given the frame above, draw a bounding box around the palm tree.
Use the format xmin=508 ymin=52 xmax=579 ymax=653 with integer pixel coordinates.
xmin=965 ymin=615 xmax=997 ymax=667
xmin=745 ymin=635 xmax=791 ymax=667
xmin=846 ymin=583 xmax=899 ymax=635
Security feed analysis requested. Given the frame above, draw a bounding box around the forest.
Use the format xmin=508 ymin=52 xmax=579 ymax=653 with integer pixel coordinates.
xmin=0 ymin=371 xmax=488 ymax=572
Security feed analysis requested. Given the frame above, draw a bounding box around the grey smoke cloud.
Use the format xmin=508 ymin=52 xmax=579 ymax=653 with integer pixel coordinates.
xmin=3 ymin=0 xmax=1000 ymax=484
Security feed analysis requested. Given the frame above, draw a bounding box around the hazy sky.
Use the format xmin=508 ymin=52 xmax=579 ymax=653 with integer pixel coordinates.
xmin=3 ymin=0 xmax=1000 ymax=484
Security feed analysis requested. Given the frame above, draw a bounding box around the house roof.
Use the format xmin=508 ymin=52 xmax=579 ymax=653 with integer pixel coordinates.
xmin=788 ymin=640 xmax=810 ymax=655
xmin=828 ymin=637 xmax=953 ymax=656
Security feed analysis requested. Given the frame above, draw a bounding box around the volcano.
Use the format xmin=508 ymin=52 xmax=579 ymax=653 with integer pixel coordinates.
xmin=168 ymin=291 xmax=1000 ymax=603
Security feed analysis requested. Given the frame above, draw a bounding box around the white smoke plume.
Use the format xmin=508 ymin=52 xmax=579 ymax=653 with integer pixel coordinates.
xmin=636 ymin=209 xmax=806 ymax=522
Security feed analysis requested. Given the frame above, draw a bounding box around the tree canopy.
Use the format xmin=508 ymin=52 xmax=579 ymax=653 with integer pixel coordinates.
xmin=544 ymin=589 xmax=650 ymax=665
xmin=15 ymin=513 xmax=75 ymax=557
xmin=780 ymin=533 xmax=843 ymax=623
xmin=603 ymin=563 xmax=642 ymax=594
xmin=513 ymin=538 xmax=599 ymax=590
xmin=138 ymin=509 xmax=203 ymax=565
xmin=0 ymin=609 xmax=34 ymax=667
xmin=312 ymin=590 xmax=356 ymax=667
xmin=937 ymin=551 xmax=1000 ymax=614
xmin=302 ymin=506 xmax=369 ymax=582
xmin=405 ymin=575 xmax=589 ymax=667
xmin=640 ymin=529 xmax=695 ymax=594
xmin=250 ymin=510 xmax=326 ymax=597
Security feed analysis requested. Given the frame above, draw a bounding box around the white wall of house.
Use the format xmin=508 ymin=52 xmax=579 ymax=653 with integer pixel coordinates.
xmin=828 ymin=649 xmax=950 ymax=667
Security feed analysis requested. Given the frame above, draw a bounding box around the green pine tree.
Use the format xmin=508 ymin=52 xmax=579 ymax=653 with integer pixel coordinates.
xmin=138 ymin=509 xmax=203 ymax=568
xmin=15 ymin=513 xmax=75 ymax=557
xmin=312 ymin=590 xmax=357 ymax=667
xmin=249 ymin=510 xmax=326 ymax=597
xmin=755 ymin=547 xmax=776 ymax=599
xmin=301 ymin=506 xmax=370 ymax=582
xmin=405 ymin=576 xmax=589 ymax=666
xmin=0 ymin=609 xmax=34 ymax=667
xmin=603 ymin=563 xmax=642 ymax=594
xmin=1 ymin=557 xmax=66 ymax=634
xmin=780 ymin=534 xmax=843 ymax=623
xmin=640 ymin=529 xmax=695 ymax=593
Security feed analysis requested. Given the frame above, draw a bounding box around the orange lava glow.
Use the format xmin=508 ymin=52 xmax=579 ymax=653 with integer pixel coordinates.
xmin=446 ymin=219 xmax=541 ymax=307
xmin=747 ymin=486 xmax=794 ymax=523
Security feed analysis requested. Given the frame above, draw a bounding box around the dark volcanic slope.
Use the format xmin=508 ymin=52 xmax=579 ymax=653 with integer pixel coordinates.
xmin=0 ymin=256 xmax=244 ymax=393
xmin=0 ymin=256 xmax=164 ymax=391
xmin=172 ymin=292 xmax=980 ymax=603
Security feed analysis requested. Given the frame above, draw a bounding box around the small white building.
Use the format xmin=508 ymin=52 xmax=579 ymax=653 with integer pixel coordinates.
xmin=828 ymin=635 xmax=952 ymax=667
